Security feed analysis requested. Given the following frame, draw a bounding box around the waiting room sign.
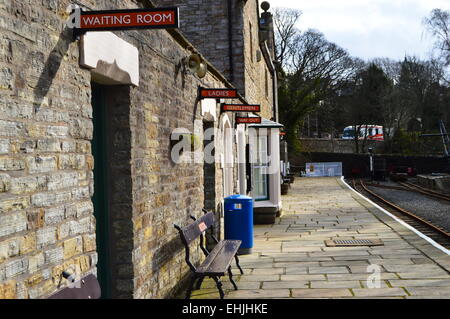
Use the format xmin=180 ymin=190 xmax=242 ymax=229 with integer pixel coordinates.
xmin=68 ymin=7 xmax=179 ymax=33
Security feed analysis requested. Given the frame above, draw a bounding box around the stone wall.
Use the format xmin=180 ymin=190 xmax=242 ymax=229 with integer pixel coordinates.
xmin=417 ymin=174 xmax=450 ymax=191
xmin=290 ymin=152 xmax=449 ymax=177
xmin=154 ymin=0 xmax=241 ymax=88
xmin=127 ymin=29 xmax=238 ymax=297
xmin=299 ymin=138 xmax=383 ymax=154
xmin=242 ymin=0 xmax=274 ymax=120
xmin=0 ymin=0 xmax=242 ymax=299
xmin=153 ymin=0 xmax=275 ymax=119
xmin=0 ymin=0 xmax=96 ymax=299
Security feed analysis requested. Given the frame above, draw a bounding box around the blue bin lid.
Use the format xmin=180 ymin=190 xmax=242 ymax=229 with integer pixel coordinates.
xmin=224 ymin=194 xmax=253 ymax=201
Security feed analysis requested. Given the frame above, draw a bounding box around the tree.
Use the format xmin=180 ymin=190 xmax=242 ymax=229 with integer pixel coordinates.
xmin=273 ymin=7 xmax=302 ymax=69
xmin=277 ymin=29 xmax=362 ymax=151
xmin=371 ymin=58 xmax=401 ymax=84
xmin=357 ymin=64 xmax=393 ymax=152
xmin=424 ymin=9 xmax=450 ymax=67
xmin=396 ymin=56 xmax=445 ymax=132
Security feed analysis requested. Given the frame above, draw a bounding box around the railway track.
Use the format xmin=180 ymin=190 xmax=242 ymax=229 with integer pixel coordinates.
xmin=351 ymin=179 xmax=450 ymax=249
xmin=399 ymin=181 xmax=450 ymax=202
xmin=364 ymin=182 xmax=407 ymax=191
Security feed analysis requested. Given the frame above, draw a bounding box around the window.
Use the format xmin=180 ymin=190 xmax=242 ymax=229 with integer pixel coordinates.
xmin=251 ymin=131 xmax=269 ymax=201
xmin=343 ymin=128 xmax=355 ymax=138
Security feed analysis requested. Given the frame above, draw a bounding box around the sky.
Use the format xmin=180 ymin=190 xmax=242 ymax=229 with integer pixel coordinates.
xmin=272 ymin=0 xmax=449 ymax=62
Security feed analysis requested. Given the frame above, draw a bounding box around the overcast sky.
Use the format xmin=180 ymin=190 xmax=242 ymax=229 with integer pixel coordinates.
xmin=272 ymin=0 xmax=449 ymax=62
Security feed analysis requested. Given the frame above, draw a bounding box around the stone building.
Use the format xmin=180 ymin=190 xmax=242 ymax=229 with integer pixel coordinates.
xmin=154 ymin=0 xmax=283 ymax=222
xmin=0 ymin=0 xmax=281 ymax=299
xmin=155 ymin=0 xmax=278 ymax=120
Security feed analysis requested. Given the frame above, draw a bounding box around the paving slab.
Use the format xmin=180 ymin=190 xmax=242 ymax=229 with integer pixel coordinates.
xmin=352 ymin=288 xmax=407 ymax=297
xmin=227 ymin=289 xmax=291 ymax=299
xmin=327 ymin=273 xmax=399 ymax=281
xmin=405 ymin=286 xmax=450 ymax=296
xmin=189 ymin=177 xmax=450 ymax=299
xmin=396 ymin=272 xmax=450 ymax=279
xmin=238 ymin=275 xmax=279 ymax=282
xmin=292 ymin=288 xmax=353 ymax=298
xmin=388 ymin=279 xmax=450 ymax=287
xmin=262 ymin=281 xmax=309 ymax=289
xmin=309 ymin=266 xmax=350 ymax=274
xmin=280 ymin=274 xmax=326 ymax=281
xmin=251 ymin=268 xmax=285 ymax=275
xmin=310 ymin=280 xmax=362 ymax=289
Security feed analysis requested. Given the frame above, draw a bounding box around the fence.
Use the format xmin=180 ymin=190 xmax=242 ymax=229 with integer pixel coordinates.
xmin=305 ymin=162 xmax=343 ymax=177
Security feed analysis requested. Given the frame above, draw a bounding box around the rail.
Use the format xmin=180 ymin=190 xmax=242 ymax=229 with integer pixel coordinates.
xmin=353 ymin=179 xmax=450 ymax=239
xmin=399 ymin=181 xmax=450 ymax=202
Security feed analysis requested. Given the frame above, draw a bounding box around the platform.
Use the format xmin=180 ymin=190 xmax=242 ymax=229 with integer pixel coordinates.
xmin=417 ymin=174 xmax=450 ymax=191
xmin=191 ymin=177 xmax=450 ymax=299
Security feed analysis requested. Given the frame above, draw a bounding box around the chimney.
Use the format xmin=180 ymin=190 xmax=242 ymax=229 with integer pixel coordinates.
xmin=259 ymin=1 xmax=275 ymax=58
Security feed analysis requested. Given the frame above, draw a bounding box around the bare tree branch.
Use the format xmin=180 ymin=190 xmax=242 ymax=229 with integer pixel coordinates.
xmin=424 ymin=9 xmax=450 ymax=67
xmin=273 ymin=7 xmax=302 ymax=67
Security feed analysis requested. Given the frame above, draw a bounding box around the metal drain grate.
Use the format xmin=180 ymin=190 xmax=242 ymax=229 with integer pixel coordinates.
xmin=325 ymin=239 xmax=384 ymax=247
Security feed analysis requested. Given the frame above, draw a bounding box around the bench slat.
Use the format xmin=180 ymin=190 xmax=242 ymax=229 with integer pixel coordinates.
xmin=181 ymin=212 xmax=215 ymax=245
xmin=196 ymin=240 xmax=241 ymax=275
xmin=198 ymin=212 xmax=215 ymax=229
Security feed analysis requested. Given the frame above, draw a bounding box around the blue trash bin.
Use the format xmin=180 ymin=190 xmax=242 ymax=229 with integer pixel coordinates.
xmin=224 ymin=194 xmax=254 ymax=255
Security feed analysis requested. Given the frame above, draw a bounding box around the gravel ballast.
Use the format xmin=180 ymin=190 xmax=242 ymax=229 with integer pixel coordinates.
xmin=367 ymin=185 xmax=450 ymax=234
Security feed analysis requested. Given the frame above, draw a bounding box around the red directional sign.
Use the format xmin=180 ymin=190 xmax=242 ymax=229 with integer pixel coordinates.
xmin=236 ymin=117 xmax=262 ymax=124
xmin=75 ymin=7 xmax=179 ymax=32
xmin=222 ymin=104 xmax=261 ymax=112
xmin=200 ymin=88 xmax=238 ymax=99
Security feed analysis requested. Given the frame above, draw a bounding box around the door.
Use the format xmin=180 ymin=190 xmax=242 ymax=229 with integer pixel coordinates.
xmin=91 ymin=84 xmax=112 ymax=298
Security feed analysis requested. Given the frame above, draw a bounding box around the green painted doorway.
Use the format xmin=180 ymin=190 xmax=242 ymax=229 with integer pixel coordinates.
xmin=91 ymin=84 xmax=112 ymax=298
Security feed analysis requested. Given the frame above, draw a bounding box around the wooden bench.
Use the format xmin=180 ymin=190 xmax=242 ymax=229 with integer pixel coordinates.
xmin=174 ymin=209 xmax=244 ymax=299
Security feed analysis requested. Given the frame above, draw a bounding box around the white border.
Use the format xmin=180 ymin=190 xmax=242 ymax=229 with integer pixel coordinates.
xmin=340 ymin=176 xmax=450 ymax=256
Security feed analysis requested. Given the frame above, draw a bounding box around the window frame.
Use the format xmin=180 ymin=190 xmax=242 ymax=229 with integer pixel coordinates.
xmin=251 ymin=130 xmax=270 ymax=201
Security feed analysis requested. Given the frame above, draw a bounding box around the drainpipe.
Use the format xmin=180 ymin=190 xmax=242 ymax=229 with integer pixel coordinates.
xmin=272 ymin=63 xmax=279 ymax=122
xmin=227 ymin=0 xmax=234 ymax=83
xmin=272 ymin=19 xmax=279 ymax=122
